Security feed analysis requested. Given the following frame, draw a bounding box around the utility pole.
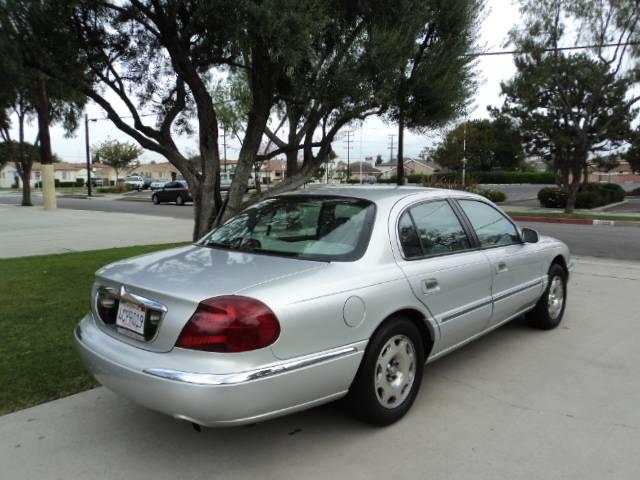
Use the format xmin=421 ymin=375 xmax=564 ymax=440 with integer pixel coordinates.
xmin=344 ymin=130 xmax=354 ymax=182
xmin=84 ymin=114 xmax=92 ymax=197
xmin=388 ymin=134 xmax=395 ymax=162
xmin=462 ymin=124 xmax=467 ymax=187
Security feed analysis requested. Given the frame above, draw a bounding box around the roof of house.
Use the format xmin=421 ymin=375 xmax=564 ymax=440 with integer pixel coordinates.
xmin=347 ymin=162 xmax=381 ymax=174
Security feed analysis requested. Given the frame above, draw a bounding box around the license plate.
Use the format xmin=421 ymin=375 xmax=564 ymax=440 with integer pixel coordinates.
xmin=116 ymin=301 xmax=146 ymax=336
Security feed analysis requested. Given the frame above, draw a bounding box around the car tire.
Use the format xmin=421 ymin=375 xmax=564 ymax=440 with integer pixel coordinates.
xmin=176 ymin=195 xmax=184 ymax=206
xmin=152 ymin=194 xmax=159 ymax=205
xmin=526 ymin=263 xmax=567 ymax=330
xmin=346 ymin=317 xmax=424 ymax=426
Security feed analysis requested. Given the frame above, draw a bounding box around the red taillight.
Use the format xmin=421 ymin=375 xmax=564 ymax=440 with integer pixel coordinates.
xmin=176 ymin=296 xmax=280 ymax=352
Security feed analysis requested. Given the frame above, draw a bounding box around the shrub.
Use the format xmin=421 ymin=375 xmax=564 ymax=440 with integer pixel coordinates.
xmin=75 ymin=178 xmax=85 ymax=187
xmin=627 ymin=187 xmax=640 ymax=196
xmin=96 ymin=187 xmax=116 ymax=193
xmin=538 ymin=183 xmax=623 ymax=209
xmin=478 ymin=189 xmax=506 ymax=203
xmin=538 ymin=187 xmax=570 ymax=208
xmin=574 ymin=191 xmax=601 ymax=209
xmin=598 ymin=183 xmax=625 ymax=202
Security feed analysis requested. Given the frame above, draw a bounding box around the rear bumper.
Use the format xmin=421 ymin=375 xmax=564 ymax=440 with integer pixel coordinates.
xmin=74 ymin=314 xmax=364 ymax=426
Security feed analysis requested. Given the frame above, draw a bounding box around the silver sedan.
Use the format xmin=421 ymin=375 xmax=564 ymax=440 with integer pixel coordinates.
xmin=75 ymin=187 xmax=571 ymax=427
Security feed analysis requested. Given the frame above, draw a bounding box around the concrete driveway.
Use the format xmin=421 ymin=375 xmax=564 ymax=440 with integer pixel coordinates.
xmin=1 ymin=256 xmax=639 ymax=479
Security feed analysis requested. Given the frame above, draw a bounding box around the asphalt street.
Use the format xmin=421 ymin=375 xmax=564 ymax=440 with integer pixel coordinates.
xmin=1 ymin=190 xmax=639 ymax=260
xmin=1 ymin=256 xmax=639 ymax=480
xmin=0 ymin=191 xmax=194 ymax=219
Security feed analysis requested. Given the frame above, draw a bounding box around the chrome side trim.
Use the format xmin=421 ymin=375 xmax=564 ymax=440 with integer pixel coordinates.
xmin=441 ymin=298 xmax=493 ymax=323
xmin=143 ymin=345 xmax=360 ymax=386
xmin=439 ymin=277 xmax=544 ymax=324
xmin=493 ymin=277 xmax=543 ymax=303
xmin=428 ymin=303 xmax=537 ymax=363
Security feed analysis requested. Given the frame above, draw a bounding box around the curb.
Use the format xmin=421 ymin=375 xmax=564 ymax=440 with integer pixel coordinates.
xmin=510 ymin=215 xmax=640 ymax=228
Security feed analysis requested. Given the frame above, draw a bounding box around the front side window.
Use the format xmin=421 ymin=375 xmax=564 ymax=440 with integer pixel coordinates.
xmin=201 ymin=196 xmax=376 ymax=261
xmin=399 ymin=201 xmax=471 ymax=258
xmin=458 ymin=200 xmax=520 ymax=247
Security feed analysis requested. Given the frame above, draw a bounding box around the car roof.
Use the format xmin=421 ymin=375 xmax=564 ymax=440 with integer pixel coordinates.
xmin=278 ymin=185 xmax=484 ymax=206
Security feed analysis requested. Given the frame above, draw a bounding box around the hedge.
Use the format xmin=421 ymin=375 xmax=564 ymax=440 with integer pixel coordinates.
xmin=538 ymin=183 xmax=625 ymax=209
xmin=431 ymin=171 xmax=555 ymax=184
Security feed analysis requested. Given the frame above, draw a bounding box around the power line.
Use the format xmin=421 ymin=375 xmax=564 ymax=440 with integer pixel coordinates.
xmin=468 ymin=41 xmax=640 ymax=58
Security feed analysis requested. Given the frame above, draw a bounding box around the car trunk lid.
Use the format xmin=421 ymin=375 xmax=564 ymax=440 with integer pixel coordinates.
xmin=93 ymin=245 xmax=327 ymax=352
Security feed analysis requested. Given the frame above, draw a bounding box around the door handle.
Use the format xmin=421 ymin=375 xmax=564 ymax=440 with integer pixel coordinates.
xmin=422 ymin=278 xmax=440 ymax=294
xmin=496 ymin=261 xmax=508 ymax=274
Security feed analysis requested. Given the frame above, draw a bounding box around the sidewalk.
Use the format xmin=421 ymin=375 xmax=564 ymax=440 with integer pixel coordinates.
xmin=0 ymin=204 xmax=193 ymax=258
xmin=0 ymin=256 xmax=638 ymax=480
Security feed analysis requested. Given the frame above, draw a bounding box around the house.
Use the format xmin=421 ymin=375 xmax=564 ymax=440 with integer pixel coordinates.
xmin=347 ymin=162 xmax=382 ymax=181
xmin=377 ymin=158 xmax=438 ymax=179
xmin=587 ymin=159 xmax=640 ymax=183
xmin=0 ymin=163 xmax=21 ymax=188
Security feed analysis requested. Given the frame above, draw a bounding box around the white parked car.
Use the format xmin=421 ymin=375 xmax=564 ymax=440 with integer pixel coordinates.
xmin=150 ymin=179 xmax=167 ymax=190
xmin=124 ymin=175 xmax=145 ymax=190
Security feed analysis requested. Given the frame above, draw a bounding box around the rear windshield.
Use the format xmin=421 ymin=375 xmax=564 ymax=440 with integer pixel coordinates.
xmin=200 ymin=195 xmax=376 ymax=261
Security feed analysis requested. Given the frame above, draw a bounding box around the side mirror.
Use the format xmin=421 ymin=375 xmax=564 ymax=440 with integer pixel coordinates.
xmin=521 ymin=228 xmax=539 ymax=244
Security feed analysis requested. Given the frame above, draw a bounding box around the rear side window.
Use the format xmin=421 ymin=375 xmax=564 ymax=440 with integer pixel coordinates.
xmin=398 ymin=200 xmax=471 ymax=258
xmin=458 ymin=200 xmax=520 ymax=247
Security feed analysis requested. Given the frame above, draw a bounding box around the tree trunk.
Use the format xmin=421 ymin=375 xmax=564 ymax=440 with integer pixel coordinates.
xmin=565 ymin=168 xmax=582 ymax=213
xmin=285 ymin=110 xmax=299 ymax=178
xmin=397 ymin=105 xmax=405 ymax=186
xmin=192 ymin=175 xmax=218 ymax=241
xmin=36 ymin=76 xmax=56 ymax=210
xmin=582 ymin=163 xmax=589 ymax=185
xmin=20 ymin=163 xmax=33 ymax=207
xmin=17 ymin=112 xmax=32 ymax=206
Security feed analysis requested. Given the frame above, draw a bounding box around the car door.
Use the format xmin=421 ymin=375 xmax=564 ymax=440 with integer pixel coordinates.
xmin=394 ymin=199 xmax=493 ymax=354
xmin=455 ymin=199 xmax=544 ymax=327
xmin=161 ymin=182 xmax=178 ymax=202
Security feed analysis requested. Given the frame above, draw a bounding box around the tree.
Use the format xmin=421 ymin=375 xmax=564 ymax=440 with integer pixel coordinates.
xmin=93 ymin=140 xmax=142 ymax=182
xmin=0 ymin=0 xmax=85 ymax=207
xmin=375 ymin=154 xmax=383 ymax=166
xmin=496 ymin=0 xmax=640 ymax=212
xmin=593 ymin=154 xmax=620 ymax=174
xmin=9 ymin=1 xmax=495 ymax=239
xmin=625 ymin=132 xmax=640 ymax=173
xmin=382 ymin=0 xmax=484 ymax=185
xmin=432 ymin=119 xmax=525 ymax=172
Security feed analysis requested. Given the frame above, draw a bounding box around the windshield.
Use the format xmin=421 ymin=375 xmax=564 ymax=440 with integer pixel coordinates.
xmin=200 ymin=195 xmax=376 ymax=261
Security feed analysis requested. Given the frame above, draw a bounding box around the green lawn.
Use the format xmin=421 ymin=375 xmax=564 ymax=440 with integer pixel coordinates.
xmin=0 ymin=243 xmax=187 ymax=415
xmin=508 ymin=211 xmax=640 ymax=222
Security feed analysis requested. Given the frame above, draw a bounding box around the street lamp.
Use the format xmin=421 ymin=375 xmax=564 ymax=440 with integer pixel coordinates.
xmin=85 ymin=114 xmax=93 ymax=196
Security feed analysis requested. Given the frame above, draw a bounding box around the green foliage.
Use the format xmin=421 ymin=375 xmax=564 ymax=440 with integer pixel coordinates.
xmin=476 ymin=189 xmax=506 ymax=203
xmin=538 ymin=184 xmax=625 ymax=209
xmin=593 ymin=155 xmax=620 ymax=173
xmin=0 ymin=140 xmax=39 ymax=164
xmin=381 ymin=0 xmax=485 ymax=131
xmin=93 ymin=140 xmax=142 ymax=179
xmin=0 ymin=243 xmax=188 ymax=414
xmin=431 ymin=171 xmax=555 ymax=184
xmin=496 ymin=0 xmax=639 ymax=208
xmin=625 ymin=133 xmax=640 ymax=173
xmin=432 ymin=118 xmax=525 ymax=172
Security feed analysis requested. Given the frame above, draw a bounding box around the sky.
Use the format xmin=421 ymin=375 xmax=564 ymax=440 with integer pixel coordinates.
xmin=10 ymin=0 xmax=520 ymax=166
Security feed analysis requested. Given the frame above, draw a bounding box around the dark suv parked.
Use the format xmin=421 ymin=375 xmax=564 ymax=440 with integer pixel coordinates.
xmin=151 ymin=180 xmax=192 ymax=205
